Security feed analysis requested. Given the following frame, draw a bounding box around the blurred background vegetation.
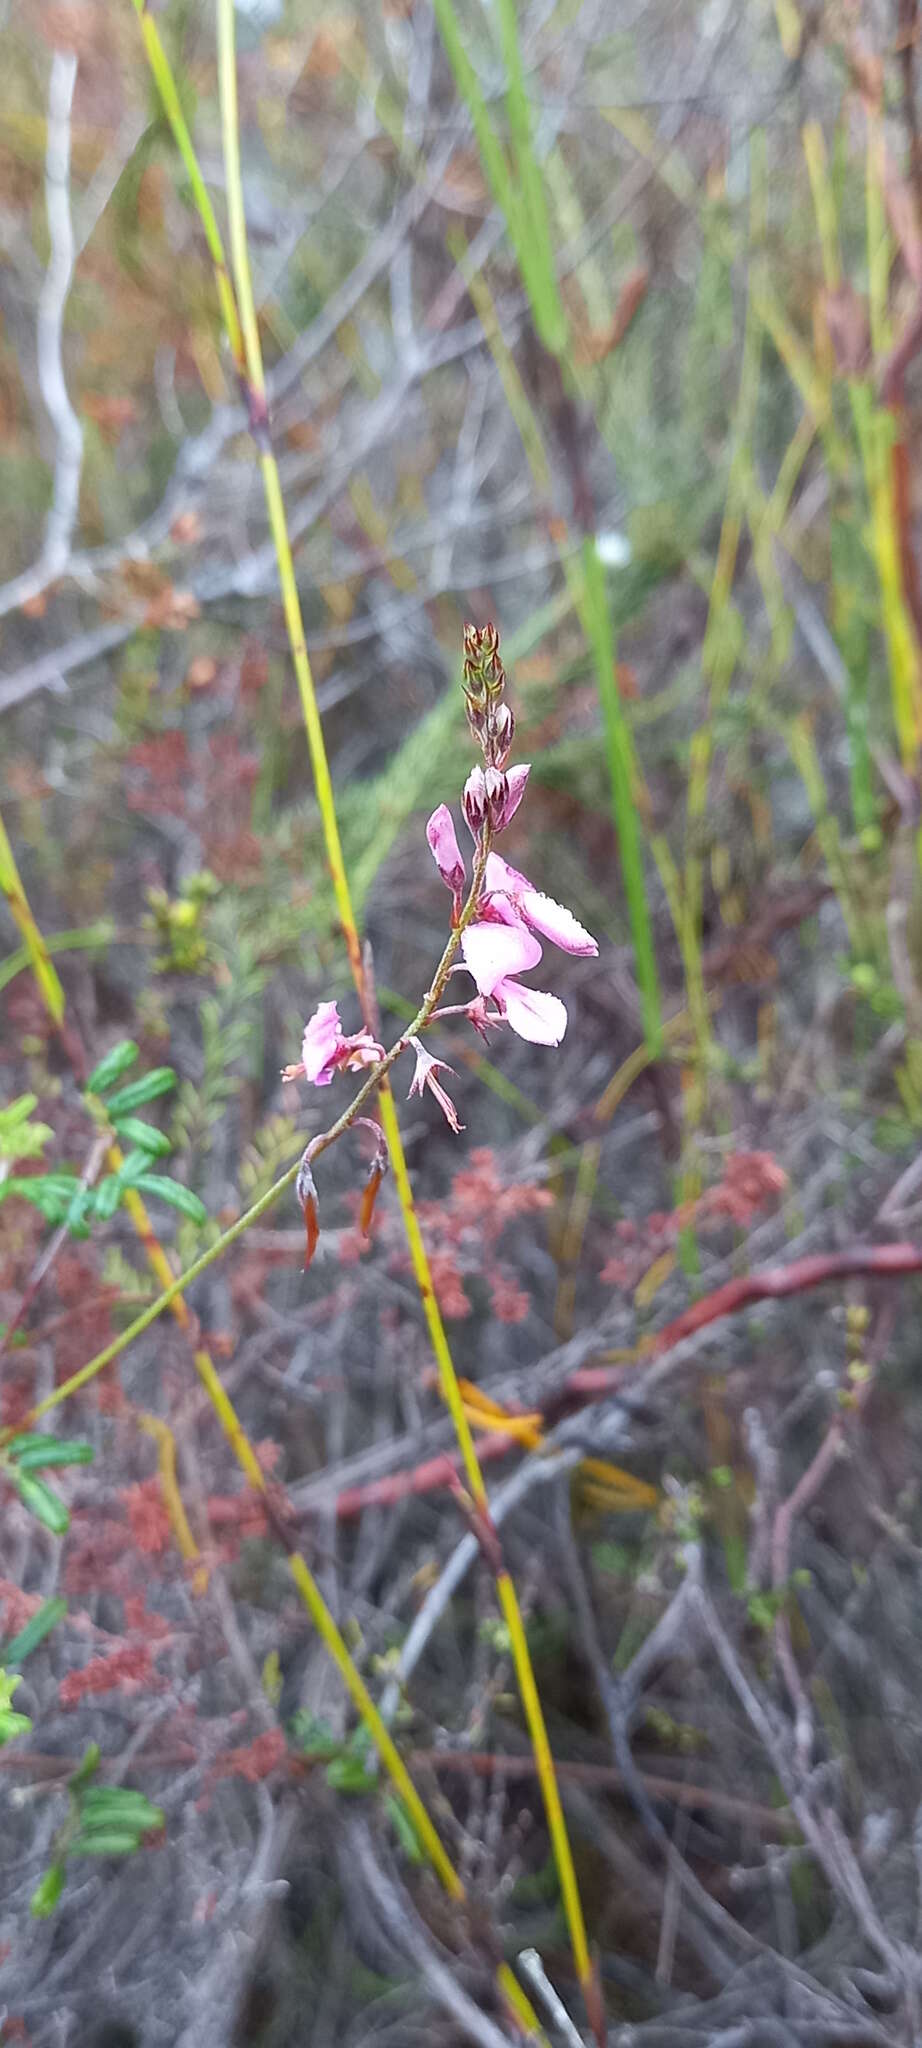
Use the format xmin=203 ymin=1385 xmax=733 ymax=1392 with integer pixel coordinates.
xmin=6 ymin=1 xmax=922 ymax=2044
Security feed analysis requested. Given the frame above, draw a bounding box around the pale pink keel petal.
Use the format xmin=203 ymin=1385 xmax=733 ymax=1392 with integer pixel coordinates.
xmin=497 ymin=762 xmax=530 ymax=829
xmin=461 ymin=918 xmax=542 ymax=996
xmin=301 ymin=1000 xmax=344 ymax=1084
xmin=426 ymin=805 xmax=466 ymax=895
xmin=516 ymin=888 xmax=597 ymax=955
xmin=497 ymin=980 xmax=568 ymax=1045
xmin=485 ymin=851 xmax=525 ymax=898
xmin=484 ymin=852 xmax=597 ymax=956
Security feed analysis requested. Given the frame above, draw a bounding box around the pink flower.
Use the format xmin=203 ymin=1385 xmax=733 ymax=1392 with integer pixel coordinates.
xmin=497 ymin=763 xmax=530 ymax=830
xmin=459 ymin=857 xmax=597 ymax=1047
xmin=407 ymin=1037 xmax=464 ymax=1133
xmin=460 ymin=920 xmax=568 ymax=1045
xmin=282 ymin=1001 xmax=383 ymax=1088
xmin=427 ymin=785 xmax=597 ymax=1048
xmin=484 ymin=852 xmax=598 ymax=955
xmin=426 ymin=805 xmax=466 ymax=906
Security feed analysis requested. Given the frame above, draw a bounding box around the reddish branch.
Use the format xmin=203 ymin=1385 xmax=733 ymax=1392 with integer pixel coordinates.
xmin=326 ymin=1243 xmax=922 ymax=1523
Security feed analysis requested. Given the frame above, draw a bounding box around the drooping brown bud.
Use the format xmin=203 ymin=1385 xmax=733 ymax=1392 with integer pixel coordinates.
xmin=296 ymin=1153 xmax=320 ymax=1270
xmin=359 ymin=1159 xmax=386 ymax=1238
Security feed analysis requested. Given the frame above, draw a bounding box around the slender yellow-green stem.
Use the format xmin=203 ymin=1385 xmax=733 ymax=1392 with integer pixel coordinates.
xmin=0 ymin=920 xmax=115 ymax=999
xmin=115 ymin=3 xmax=592 ymax=2019
xmin=211 ymin=0 xmax=595 ymax=2012
xmin=127 ymin=0 xmax=244 ymax=376
xmin=0 ymin=808 xmax=66 ymax=1026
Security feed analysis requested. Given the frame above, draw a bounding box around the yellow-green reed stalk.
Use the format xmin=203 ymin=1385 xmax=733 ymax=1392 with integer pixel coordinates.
xmin=0 ymin=921 xmax=115 ymax=999
xmin=800 ymin=107 xmax=921 ymax=829
xmin=126 ymin=0 xmax=244 ymax=378
xmin=125 ymin=1 xmax=596 ymax=2019
xmin=0 ymin=807 xmax=66 ymax=1026
xmin=858 ymin=117 xmax=922 ymax=793
xmin=0 ymin=808 xmax=249 ymax=1543
xmin=0 ymin=816 xmax=544 ymax=2042
xmin=801 ymin=120 xmax=876 ymax=843
xmin=1 ymin=922 xmax=550 ymax=2038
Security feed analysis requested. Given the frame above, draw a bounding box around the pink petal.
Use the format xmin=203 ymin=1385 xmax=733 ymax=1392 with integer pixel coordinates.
xmin=497 ymin=762 xmax=530 ymax=829
xmin=426 ymin=805 xmax=466 ymax=892
xmin=485 ymin=852 xmax=597 ymax=956
xmin=301 ymin=1000 xmax=344 ymax=1083
xmin=517 ymin=888 xmax=597 ymax=956
xmin=497 ymin=980 xmax=568 ymax=1046
xmin=485 ymin=851 xmax=526 ymax=897
xmin=461 ymin=919 xmax=542 ymax=996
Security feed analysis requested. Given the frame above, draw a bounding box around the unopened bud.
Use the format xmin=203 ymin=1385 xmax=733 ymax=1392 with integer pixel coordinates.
xmin=483 ymin=765 xmax=509 ymax=827
xmin=494 ymin=761 xmax=529 ymax=831
xmin=462 ymin=765 xmax=488 ymax=837
xmin=487 ymin=701 xmax=514 ymax=768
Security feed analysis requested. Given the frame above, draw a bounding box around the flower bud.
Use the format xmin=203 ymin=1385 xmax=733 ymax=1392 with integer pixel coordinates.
xmin=483 ymin=765 xmax=509 ymax=827
xmin=495 ymin=761 xmax=529 ymax=831
xmin=485 ymin=701 xmax=514 ymax=769
xmin=462 ymin=766 xmax=488 ymax=837
xmin=427 ymin=805 xmax=466 ymax=895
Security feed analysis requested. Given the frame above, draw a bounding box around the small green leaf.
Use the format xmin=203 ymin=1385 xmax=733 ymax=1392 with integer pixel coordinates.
xmin=86 ymin=1041 xmax=139 ymax=1096
xmin=30 ymin=1863 xmax=66 ymax=1917
xmin=0 ymin=1093 xmax=39 ymax=1127
xmin=0 ymin=1669 xmax=25 ymax=1713
xmin=78 ymin=1789 xmax=163 ymax=1831
xmin=102 ymin=1069 xmax=177 ymax=1116
xmin=68 ymin=1743 xmax=100 ymax=1791
xmin=326 ymin=1753 xmax=376 ymax=1793
xmin=13 ymin=1472 xmax=70 ymax=1536
xmin=115 ymin=1149 xmax=154 ymax=1188
xmin=290 ymin=1710 xmax=339 ymax=1759
xmin=71 ymin=1832 xmax=147 ymax=1857
xmin=132 ymin=1175 xmax=207 ymax=1225
xmin=385 ymin=1795 xmax=425 ymax=1864
xmin=62 ymin=1185 xmax=94 ymax=1238
xmin=0 ymin=1707 xmax=33 ymax=1744
xmin=3 ymin=1175 xmax=80 ymax=1224
xmin=91 ymin=1175 xmax=123 ymax=1221
xmin=2 ymin=1596 xmax=67 ymax=1668
xmin=13 ymin=1439 xmax=94 ymax=1472
xmin=110 ymin=1117 xmax=171 ymax=1158
xmin=0 ymin=1094 xmax=53 ymax=1163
